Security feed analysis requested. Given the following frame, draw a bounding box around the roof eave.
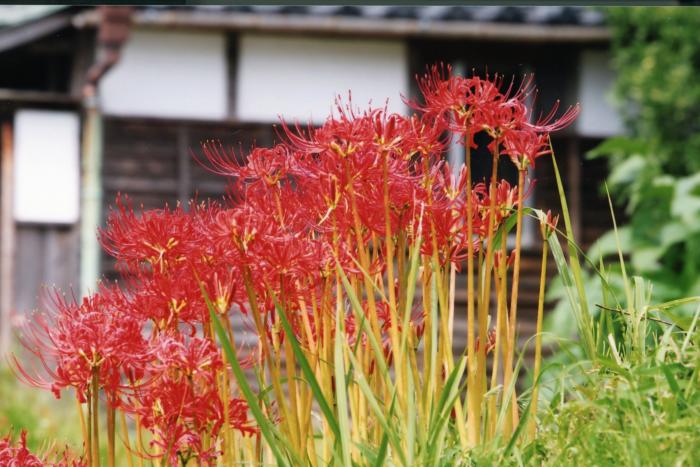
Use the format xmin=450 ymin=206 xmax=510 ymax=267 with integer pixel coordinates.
xmin=73 ymin=9 xmax=610 ymax=44
xmin=0 ymin=9 xmax=75 ymax=54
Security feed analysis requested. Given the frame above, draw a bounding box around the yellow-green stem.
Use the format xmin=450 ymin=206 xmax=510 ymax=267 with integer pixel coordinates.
xmin=504 ymin=168 xmax=527 ymax=431
xmin=119 ymin=410 xmax=134 ymax=467
xmin=134 ymin=412 xmax=144 ymax=467
xmin=464 ymin=132 xmax=479 ymax=446
xmin=243 ymin=269 xmax=293 ymax=450
xmin=529 ymin=238 xmax=549 ymax=440
xmin=75 ymin=389 xmax=90 ymax=465
xmin=221 ymin=316 xmax=236 ymax=466
xmin=278 ymin=285 xmax=303 ymax=453
xmin=475 ymin=145 xmax=501 ymax=440
xmin=382 ymin=151 xmax=404 ymax=413
xmin=91 ymin=371 xmax=101 ymax=467
xmin=78 ymin=391 xmax=90 ymax=466
xmin=422 ymin=255 xmax=436 ymax=408
xmin=343 ymin=161 xmax=383 ymax=348
xmin=488 ymin=233 xmax=509 ymax=439
xmin=107 ymin=404 xmax=115 ymax=467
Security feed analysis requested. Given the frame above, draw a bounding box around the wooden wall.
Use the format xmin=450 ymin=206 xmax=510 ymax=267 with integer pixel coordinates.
xmin=13 ymin=225 xmax=80 ymax=314
xmin=100 ymin=117 xmax=275 ymax=280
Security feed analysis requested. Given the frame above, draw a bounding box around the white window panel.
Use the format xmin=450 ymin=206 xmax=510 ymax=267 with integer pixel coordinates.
xmin=237 ymin=34 xmax=408 ymax=124
xmin=13 ymin=110 xmax=80 ymax=224
xmin=100 ymin=29 xmax=228 ymax=120
xmin=577 ymin=49 xmax=625 ymax=138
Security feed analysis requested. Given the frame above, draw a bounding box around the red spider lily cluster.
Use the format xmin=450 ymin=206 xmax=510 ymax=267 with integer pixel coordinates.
xmin=11 ymin=64 xmax=577 ymax=465
xmin=0 ymin=431 xmax=44 ymax=467
xmin=0 ymin=430 xmax=84 ymax=467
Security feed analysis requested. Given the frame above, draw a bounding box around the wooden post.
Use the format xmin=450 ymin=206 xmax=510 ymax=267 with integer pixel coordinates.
xmin=1 ymin=122 xmax=16 ymax=353
xmin=177 ymin=125 xmax=191 ymax=206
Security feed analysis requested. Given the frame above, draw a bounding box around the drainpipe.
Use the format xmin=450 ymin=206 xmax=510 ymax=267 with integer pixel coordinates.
xmin=79 ymin=6 xmax=132 ymax=297
xmin=80 ymin=93 xmax=103 ymax=297
xmin=447 ymin=60 xmax=465 ymax=181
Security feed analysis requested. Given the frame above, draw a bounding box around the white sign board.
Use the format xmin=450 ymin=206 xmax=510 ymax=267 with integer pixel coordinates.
xmin=100 ymin=29 xmax=228 ymax=120
xmin=237 ymin=34 xmax=409 ymax=124
xmin=13 ymin=110 xmax=80 ymax=224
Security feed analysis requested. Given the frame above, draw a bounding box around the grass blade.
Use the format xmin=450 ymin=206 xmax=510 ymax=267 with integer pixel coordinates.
xmin=550 ymin=150 xmax=596 ymax=359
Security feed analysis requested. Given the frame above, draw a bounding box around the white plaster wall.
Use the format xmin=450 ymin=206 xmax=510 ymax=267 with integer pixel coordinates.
xmin=236 ymin=34 xmax=409 ymax=123
xmin=577 ymin=49 xmax=625 ymax=137
xmin=100 ymin=29 xmax=228 ymax=120
xmin=13 ymin=110 xmax=80 ymax=224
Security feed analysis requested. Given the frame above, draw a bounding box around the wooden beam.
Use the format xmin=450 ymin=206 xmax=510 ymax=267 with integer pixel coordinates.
xmin=73 ymin=9 xmax=610 ymax=44
xmin=1 ymin=122 xmax=16 ymax=353
xmin=103 ymin=176 xmax=226 ymax=195
xmin=0 ymin=89 xmax=79 ymax=106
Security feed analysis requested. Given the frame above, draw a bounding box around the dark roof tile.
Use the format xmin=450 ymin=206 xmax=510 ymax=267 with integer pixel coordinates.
xmin=277 ymin=5 xmax=309 ymax=16
xmin=330 ymin=6 xmax=364 ymax=17
xmin=384 ymin=6 xmax=419 ymax=20
xmin=140 ymin=5 xmax=606 ymax=27
xmin=545 ymin=6 xmax=583 ymax=25
xmin=492 ymin=6 xmax=527 ymax=24
xmin=438 ymin=6 xmax=474 ymax=22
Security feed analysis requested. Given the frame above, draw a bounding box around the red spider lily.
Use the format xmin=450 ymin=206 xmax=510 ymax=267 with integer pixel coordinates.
xmin=494 ymin=249 xmax=517 ymax=271
xmin=0 ymin=431 xmax=43 ymax=466
xmin=227 ymin=398 xmax=259 ymax=437
xmin=125 ymin=266 xmax=225 ymax=331
xmin=475 ymin=328 xmax=498 ymax=356
xmin=278 ymin=95 xmax=374 ymax=156
xmin=501 ymin=128 xmax=551 ymax=170
xmin=479 ymin=96 xmax=529 ymax=141
xmin=413 ymin=162 xmax=475 ymax=264
xmin=402 ymin=113 xmax=448 ymax=158
xmin=253 ymin=232 xmax=319 ymax=283
xmin=129 ymin=335 xmax=256 ymax=465
xmin=209 ymin=204 xmax=275 ymax=263
xmin=409 ymin=65 xmax=535 ymax=145
xmin=13 ymin=286 xmax=149 ymax=403
xmin=493 ymin=180 xmax=520 ymax=224
xmin=541 ymin=209 xmax=560 ymax=238
xmin=0 ymin=431 xmax=86 ymax=467
xmin=526 ymin=99 xmax=580 ymax=134
xmin=409 ymin=63 xmax=467 ymax=119
xmin=409 ymin=65 xmax=578 ymax=163
xmin=149 ymin=335 xmax=222 ymax=388
xmin=471 ymin=179 xmax=524 ymax=236
xmin=100 ymin=196 xmax=195 ymax=275
xmin=201 ymin=142 xmax=293 ymax=190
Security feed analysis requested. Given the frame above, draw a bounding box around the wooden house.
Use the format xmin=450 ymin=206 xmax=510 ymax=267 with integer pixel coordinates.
xmin=0 ymin=5 xmax=623 ymax=352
